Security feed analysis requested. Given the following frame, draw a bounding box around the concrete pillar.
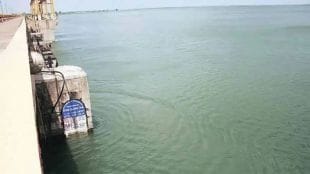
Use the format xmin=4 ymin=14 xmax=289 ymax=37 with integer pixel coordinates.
xmin=33 ymin=65 xmax=93 ymax=137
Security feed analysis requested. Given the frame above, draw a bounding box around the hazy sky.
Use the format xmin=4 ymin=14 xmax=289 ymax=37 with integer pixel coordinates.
xmin=3 ymin=0 xmax=310 ymax=13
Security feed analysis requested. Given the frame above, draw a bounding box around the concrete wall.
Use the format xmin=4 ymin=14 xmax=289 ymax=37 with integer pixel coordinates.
xmin=0 ymin=17 xmax=42 ymax=174
xmin=27 ymin=18 xmax=57 ymax=43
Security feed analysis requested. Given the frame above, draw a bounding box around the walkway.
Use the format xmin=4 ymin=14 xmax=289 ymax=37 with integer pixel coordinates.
xmin=0 ymin=17 xmax=23 ymax=52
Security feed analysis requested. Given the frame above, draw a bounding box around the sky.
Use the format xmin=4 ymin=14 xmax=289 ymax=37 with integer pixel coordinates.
xmin=2 ymin=0 xmax=310 ymax=13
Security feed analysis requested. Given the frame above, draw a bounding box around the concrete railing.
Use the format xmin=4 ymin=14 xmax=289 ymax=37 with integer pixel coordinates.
xmin=0 ymin=17 xmax=42 ymax=174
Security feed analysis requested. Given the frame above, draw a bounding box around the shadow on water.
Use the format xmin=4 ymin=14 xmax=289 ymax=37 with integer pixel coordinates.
xmin=41 ymin=136 xmax=80 ymax=174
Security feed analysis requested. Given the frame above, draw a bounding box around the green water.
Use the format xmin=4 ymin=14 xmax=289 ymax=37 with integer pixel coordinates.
xmin=47 ymin=5 xmax=310 ymax=174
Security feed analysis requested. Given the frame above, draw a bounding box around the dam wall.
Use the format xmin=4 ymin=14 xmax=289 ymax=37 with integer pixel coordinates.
xmin=0 ymin=17 xmax=42 ymax=174
xmin=27 ymin=16 xmax=94 ymax=138
xmin=0 ymin=14 xmax=93 ymax=174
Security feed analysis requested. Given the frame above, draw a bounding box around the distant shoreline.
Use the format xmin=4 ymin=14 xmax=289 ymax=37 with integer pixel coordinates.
xmin=58 ymin=4 xmax=310 ymax=15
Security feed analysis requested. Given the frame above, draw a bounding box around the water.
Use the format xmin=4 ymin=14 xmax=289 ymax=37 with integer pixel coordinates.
xmin=46 ymin=5 xmax=310 ymax=174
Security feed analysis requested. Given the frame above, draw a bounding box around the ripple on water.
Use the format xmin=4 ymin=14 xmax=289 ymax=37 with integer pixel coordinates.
xmin=48 ymin=6 xmax=310 ymax=174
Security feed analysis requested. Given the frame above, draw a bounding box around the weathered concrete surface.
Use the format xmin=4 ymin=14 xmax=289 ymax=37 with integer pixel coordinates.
xmin=34 ymin=66 xmax=93 ymax=137
xmin=0 ymin=17 xmax=23 ymax=52
xmin=0 ymin=17 xmax=42 ymax=174
xmin=27 ymin=18 xmax=57 ymax=43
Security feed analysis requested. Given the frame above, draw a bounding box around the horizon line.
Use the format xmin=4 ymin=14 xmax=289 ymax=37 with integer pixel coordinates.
xmin=58 ymin=3 xmax=310 ymax=13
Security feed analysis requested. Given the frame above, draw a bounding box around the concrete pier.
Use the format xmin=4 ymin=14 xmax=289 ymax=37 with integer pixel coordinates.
xmin=34 ymin=66 xmax=93 ymax=137
xmin=0 ymin=17 xmax=42 ymax=174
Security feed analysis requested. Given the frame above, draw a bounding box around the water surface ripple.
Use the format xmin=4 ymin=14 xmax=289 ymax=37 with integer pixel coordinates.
xmin=46 ymin=5 xmax=310 ymax=174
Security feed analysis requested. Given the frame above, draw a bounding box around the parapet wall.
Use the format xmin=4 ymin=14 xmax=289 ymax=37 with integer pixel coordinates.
xmin=0 ymin=17 xmax=42 ymax=174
